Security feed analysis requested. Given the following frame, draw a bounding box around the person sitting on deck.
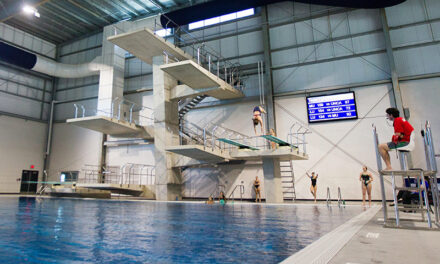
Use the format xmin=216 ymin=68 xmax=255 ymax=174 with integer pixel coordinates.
xmin=378 ymin=107 xmax=414 ymax=171
xmin=252 ymin=106 xmax=266 ymax=135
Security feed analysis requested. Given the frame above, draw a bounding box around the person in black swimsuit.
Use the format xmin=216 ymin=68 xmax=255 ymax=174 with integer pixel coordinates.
xmin=307 ymin=172 xmax=318 ymax=203
xmin=359 ymin=166 xmax=373 ymax=207
xmin=253 ymin=176 xmax=261 ymax=203
xmin=252 ymin=106 xmax=266 ymax=135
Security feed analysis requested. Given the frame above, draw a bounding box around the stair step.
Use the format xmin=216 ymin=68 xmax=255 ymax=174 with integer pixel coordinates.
xmin=397 ymin=207 xmax=428 ymax=212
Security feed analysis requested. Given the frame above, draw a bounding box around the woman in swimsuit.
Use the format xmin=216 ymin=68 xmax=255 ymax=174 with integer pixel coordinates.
xmin=359 ymin=166 xmax=373 ymax=207
xmin=307 ymin=172 xmax=318 ymax=203
xmin=253 ymin=176 xmax=261 ymax=203
xmin=252 ymin=106 xmax=266 ymax=135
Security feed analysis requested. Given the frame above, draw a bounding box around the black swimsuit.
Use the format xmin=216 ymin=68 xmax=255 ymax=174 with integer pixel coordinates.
xmin=311 ymin=177 xmax=317 ymax=187
xmin=361 ymin=174 xmax=370 ymax=187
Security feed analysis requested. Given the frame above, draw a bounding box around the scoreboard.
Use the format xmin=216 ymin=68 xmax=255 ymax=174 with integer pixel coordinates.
xmin=307 ymin=92 xmax=358 ymax=123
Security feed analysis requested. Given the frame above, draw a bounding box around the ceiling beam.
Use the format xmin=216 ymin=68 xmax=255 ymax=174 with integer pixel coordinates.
xmin=66 ymin=0 xmax=113 ymax=24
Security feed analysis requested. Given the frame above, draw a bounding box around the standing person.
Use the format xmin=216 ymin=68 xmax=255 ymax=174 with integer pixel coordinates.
xmin=252 ymin=106 xmax=266 ymax=135
xmin=307 ymin=172 xmax=318 ymax=203
xmin=359 ymin=166 xmax=373 ymax=207
xmin=253 ymin=176 xmax=262 ymax=203
xmin=378 ymin=107 xmax=414 ymax=170
xmin=268 ymin=128 xmax=278 ymax=149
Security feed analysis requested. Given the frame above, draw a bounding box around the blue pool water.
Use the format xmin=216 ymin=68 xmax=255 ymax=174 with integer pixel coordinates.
xmin=0 ymin=197 xmax=362 ymax=263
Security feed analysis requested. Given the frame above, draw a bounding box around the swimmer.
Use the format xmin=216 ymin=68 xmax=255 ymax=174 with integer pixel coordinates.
xmin=253 ymin=176 xmax=261 ymax=203
xmin=206 ymin=195 xmax=214 ymax=205
xmin=219 ymin=191 xmax=226 ymax=205
xmin=307 ymin=172 xmax=318 ymax=203
xmin=359 ymin=166 xmax=373 ymax=207
xmin=252 ymin=105 xmax=266 ymax=135
xmin=378 ymin=108 xmax=414 ymax=170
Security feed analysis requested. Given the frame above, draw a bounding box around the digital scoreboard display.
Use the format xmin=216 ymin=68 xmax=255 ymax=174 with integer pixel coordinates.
xmin=307 ymin=92 xmax=358 ymax=123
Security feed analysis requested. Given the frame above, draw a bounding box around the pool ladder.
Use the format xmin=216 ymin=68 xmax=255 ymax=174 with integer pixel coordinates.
xmin=327 ymin=187 xmax=344 ymax=207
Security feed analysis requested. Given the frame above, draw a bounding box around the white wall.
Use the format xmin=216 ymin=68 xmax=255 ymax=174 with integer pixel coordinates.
xmin=400 ymin=77 xmax=440 ymax=170
xmin=0 ymin=116 xmax=46 ymax=193
xmin=48 ymin=123 xmax=102 ymax=181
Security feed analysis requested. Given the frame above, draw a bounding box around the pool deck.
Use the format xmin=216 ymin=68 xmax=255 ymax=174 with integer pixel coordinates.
xmin=328 ymin=210 xmax=440 ymax=264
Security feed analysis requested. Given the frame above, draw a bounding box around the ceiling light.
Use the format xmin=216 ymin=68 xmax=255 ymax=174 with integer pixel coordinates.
xmin=34 ymin=12 xmax=40 ymax=18
xmin=23 ymin=5 xmax=36 ymax=14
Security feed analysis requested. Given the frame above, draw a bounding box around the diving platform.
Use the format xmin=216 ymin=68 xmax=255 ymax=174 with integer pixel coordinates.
xmin=166 ymin=145 xmax=230 ymax=163
xmin=107 ymin=28 xmax=192 ymax=64
xmin=160 ymin=60 xmax=244 ymax=99
xmin=230 ymin=146 xmax=308 ymax=161
xmin=66 ymin=116 xmax=154 ymax=139
xmin=76 ymin=183 xmax=155 ymax=198
xmin=217 ymin=138 xmax=259 ymax=150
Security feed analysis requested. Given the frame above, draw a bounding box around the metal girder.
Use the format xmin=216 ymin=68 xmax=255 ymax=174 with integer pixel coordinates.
xmin=11 ymin=13 xmax=74 ymax=41
xmin=46 ymin=1 xmax=100 ymax=29
xmin=38 ymin=5 xmax=90 ymax=35
xmin=381 ymin=9 xmax=404 ymax=116
xmin=67 ymin=0 xmax=113 ymax=24
xmin=132 ymin=0 xmax=154 ymax=13
xmin=147 ymin=0 xmax=166 ymax=10
xmin=85 ymin=1 xmax=121 ymax=21
xmin=108 ymin=0 xmax=140 ymax=17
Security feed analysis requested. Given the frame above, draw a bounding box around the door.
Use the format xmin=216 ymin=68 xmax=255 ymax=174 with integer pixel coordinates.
xmin=20 ymin=170 xmax=39 ymax=193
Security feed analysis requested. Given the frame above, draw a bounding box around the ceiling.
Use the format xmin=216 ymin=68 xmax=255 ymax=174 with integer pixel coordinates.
xmin=0 ymin=0 xmax=196 ymax=45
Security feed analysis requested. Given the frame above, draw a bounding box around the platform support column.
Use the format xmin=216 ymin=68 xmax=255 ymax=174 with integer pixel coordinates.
xmin=97 ymin=26 xmax=126 ymax=115
xmin=262 ymin=158 xmax=284 ymax=203
xmin=152 ymin=55 xmax=182 ymax=201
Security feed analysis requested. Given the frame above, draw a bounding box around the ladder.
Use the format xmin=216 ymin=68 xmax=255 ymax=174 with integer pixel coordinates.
xmin=280 ymin=160 xmax=296 ymax=201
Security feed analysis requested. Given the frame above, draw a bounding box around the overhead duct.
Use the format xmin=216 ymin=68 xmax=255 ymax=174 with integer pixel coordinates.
xmin=161 ymin=0 xmax=406 ymax=28
xmin=0 ymin=41 xmax=108 ymax=78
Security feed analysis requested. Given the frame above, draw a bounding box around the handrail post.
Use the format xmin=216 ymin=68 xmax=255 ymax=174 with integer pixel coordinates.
xmin=326 ymin=187 xmax=331 ymax=206
xmin=197 ymin=47 xmax=200 ymax=65
xmin=74 ymin=104 xmax=78 ymax=118
xmin=129 ymin=103 xmax=135 ymax=123
xmin=80 ymin=105 xmax=85 ymax=118
xmin=208 ymin=55 xmax=211 ymax=72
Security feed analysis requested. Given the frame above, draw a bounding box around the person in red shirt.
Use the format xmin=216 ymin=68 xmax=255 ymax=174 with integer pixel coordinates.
xmin=378 ymin=108 xmax=414 ymax=170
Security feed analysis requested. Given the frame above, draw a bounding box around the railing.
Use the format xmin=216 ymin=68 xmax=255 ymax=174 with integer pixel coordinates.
xmin=326 ymin=187 xmax=331 ymax=206
xmin=228 ymin=184 xmax=245 ymax=202
xmin=153 ymin=14 xmax=245 ymax=93
xmin=337 ymin=187 xmax=344 ymax=208
xmin=287 ymin=122 xmax=312 ymax=154
xmin=72 ymin=97 xmax=154 ymax=127
xmin=79 ymin=164 xmax=155 ymax=186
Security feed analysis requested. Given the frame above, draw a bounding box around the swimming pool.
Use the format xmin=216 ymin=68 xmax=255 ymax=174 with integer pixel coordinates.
xmin=0 ymin=197 xmax=362 ymax=263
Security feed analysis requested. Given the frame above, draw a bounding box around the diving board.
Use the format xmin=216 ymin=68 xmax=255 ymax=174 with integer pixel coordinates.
xmin=217 ymin=138 xmax=259 ymax=150
xmin=107 ymin=28 xmax=192 ymax=64
xmin=160 ymin=60 xmax=244 ymax=99
xmin=166 ymin=145 xmax=230 ymax=163
xmin=261 ymin=135 xmax=297 ymax=148
xmin=67 ymin=116 xmax=154 ymax=139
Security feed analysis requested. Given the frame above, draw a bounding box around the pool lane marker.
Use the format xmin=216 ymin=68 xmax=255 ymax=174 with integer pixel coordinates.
xmin=281 ymin=206 xmax=381 ymax=264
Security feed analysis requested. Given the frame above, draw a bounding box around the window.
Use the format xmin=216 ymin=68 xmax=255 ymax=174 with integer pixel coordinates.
xmin=188 ymin=8 xmax=255 ymax=30
xmin=60 ymin=171 xmax=79 ymax=182
xmin=155 ymin=28 xmax=172 ymax=37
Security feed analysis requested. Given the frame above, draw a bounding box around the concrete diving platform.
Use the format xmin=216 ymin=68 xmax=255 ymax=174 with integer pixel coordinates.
xmin=76 ymin=183 xmax=155 ymax=198
xmin=160 ymin=60 xmax=244 ymax=100
xmin=166 ymin=145 xmax=230 ymax=163
xmin=230 ymin=146 xmax=308 ymax=161
xmin=66 ymin=116 xmax=154 ymax=139
xmin=107 ymin=28 xmax=192 ymax=64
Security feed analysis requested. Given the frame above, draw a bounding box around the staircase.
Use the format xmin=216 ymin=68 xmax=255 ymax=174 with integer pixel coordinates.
xmin=280 ymin=160 xmax=296 ymax=201
xmin=178 ymin=95 xmax=207 ymax=120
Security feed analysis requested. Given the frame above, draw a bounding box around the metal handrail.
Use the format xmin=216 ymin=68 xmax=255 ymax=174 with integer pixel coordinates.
xmin=337 ymin=187 xmax=344 ymax=208
xmin=326 ymin=187 xmax=331 ymax=206
xmin=228 ymin=184 xmax=244 ymax=202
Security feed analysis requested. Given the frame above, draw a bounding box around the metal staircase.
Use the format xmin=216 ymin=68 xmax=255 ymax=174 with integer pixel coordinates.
xmin=178 ymin=95 xmax=207 ymax=120
xmin=280 ymin=160 xmax=296 ymax=201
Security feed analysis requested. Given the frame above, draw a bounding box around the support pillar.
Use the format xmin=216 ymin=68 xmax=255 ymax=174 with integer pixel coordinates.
xmin=153 ymin=55 xmax=182 ymax=201
xmin=97 ymin=26 xmax=126 ymax=115
xmin=262 ymin=158 xmax=283 ymax=203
